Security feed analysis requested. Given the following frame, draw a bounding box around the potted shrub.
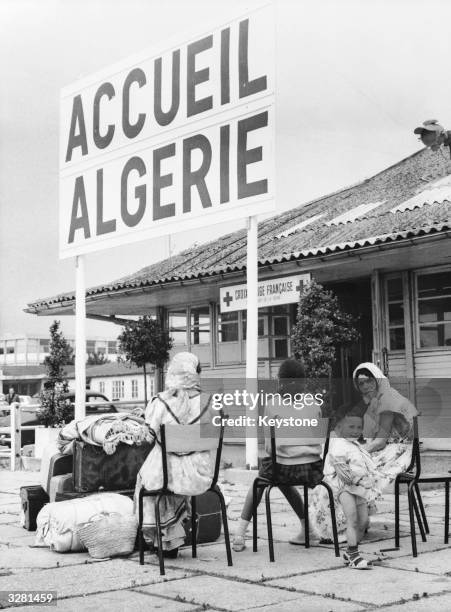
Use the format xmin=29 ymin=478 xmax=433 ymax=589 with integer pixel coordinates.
xmin=35 ymin=321 xmax=74 ymax=458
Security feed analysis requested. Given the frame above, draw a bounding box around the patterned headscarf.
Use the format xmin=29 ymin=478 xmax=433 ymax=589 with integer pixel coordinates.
xmin=160 ymin=352 xmax=201 ymax=422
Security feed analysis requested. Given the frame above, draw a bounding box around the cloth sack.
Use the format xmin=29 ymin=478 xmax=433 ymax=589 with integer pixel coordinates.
xmin=34 ymin=492 xmax=133 ymax=552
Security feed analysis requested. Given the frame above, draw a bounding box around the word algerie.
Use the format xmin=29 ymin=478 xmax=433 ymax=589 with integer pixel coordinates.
xmin=65 ymin=18 xmax=268 ymax=244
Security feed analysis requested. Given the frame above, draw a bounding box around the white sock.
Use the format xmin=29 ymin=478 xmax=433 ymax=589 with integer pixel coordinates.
xmin=235 ymin=518 xmax=250 ymax=537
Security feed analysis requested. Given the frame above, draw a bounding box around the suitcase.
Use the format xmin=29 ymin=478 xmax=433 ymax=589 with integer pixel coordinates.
xmin=73 ymin=440 xmax=152 ymax=493
xmin=49 ymin=474 xmax=74 ymax=502
xmin=184 ymin=488 xmax=222 ymax=545
xmin=55 ymin=488 xmax=135 ymax=502
xmin=40 ymin=450 xmax=73 ymax=494
xmin=20 ymin=485 xmax=49 ymax=531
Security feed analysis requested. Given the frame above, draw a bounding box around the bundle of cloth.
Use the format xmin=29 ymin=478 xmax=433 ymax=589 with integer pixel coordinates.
xmin=58 ymin=413 xmax=153 ymax=455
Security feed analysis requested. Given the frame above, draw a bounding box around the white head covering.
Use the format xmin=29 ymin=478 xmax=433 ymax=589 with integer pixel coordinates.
xmin=160 ymin=352 xmax=201 ymax=422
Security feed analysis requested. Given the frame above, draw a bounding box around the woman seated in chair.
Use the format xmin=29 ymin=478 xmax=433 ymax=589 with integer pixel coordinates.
xmin=310 ymin=362 xmax=418 ymax=542
xmin=232 ymin=358 xmax=324 ymax=552
xmin=135 ymin=351 xmax=214 ymax=556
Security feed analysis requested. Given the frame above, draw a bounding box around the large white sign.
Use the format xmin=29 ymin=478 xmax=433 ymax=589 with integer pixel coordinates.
xmin=220 ymin=274 xmax=311 ymax=312
xmin=59 ymin=5 xmax=275 ymax=259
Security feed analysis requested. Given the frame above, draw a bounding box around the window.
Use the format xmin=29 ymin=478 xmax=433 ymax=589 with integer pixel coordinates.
xmin=242 ymin=311 xmax=265 ymax=339
xmin=131 ymin=379 xmax=139 ymax=399
xmin=99 ymin=381 xmax=105 ymax=395
xmin=386 ymin=277 xmax=405 ymax=350
xmin=0 ymin=347 xmax=3 ymax=355
xmin=6 ymin=341 xmax=14 ymax=354
xmin=271 ymin=305 xmax=290 ymax=358
xmin=190 ymin=306 xmax=210 ymax=345
xmin=112 ymin=380 xmax=124 ymax=399
xmin=108 ymin=341 xmax=117 ymax=353
xmin=218 ymin=311 xmax=239 ymax=342
xmin=169 ymin=309 xmax=188 ymax=345
xmin=39 ymin=339 xmax=49 ymax=352
xmin=417 ymin=271 xmax=451 ymax=347
xmin=86 ymin=340 xmax=96 ymax=353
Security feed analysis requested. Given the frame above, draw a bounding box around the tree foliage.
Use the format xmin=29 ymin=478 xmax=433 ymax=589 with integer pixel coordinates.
xmin=38 ymin=321 xmax=74 ymax=427
xmin=291 ymin=280 xmax=360 ymax=415
xmin=117 ymin=316 xmax=173 ymax=403
xmin=292 ymin=279 xmax=360 ymax=377
xmin=86 ymin=351 xmax=109 ymax=365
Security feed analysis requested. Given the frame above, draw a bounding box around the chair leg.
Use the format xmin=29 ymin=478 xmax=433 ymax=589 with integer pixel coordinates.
xmin=138 ymin=490 xmax=145 ymax=565
xmin=412 ymin=487 xmax=427 ymax=543
xmin=191 ymin=495 xmax=197 ymax=559
xmin=407 ymin=483 xmax=418 ymax=558
xmin=303 ymin=485 xmax=310 ymax=549
xmin=319 ymin=482 xmax=340 ymax=557
xmin=212 ymin=485 xmax=233 ymax=567
xmin=414 ymin=483 xmax=429 ymax=535
xmin=445 ymin=481 xmax=450 ymax=544
xmin=265 ymin=486 xmax=275 ymax=562
xmin=155 ymin=493 xmax=165 ymax=575
xmin=252 ymin=479 xmax=260 ymax=553
xmin=394 ymin=477 xmax=400 ymax=548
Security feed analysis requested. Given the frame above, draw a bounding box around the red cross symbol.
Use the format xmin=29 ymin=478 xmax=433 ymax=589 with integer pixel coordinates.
xmin=223 ymin=291 xmax=233 ymax=307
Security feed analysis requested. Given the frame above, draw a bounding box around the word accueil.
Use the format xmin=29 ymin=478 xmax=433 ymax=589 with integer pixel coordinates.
xmin=60 ymin=7 xmax=275 ymax=257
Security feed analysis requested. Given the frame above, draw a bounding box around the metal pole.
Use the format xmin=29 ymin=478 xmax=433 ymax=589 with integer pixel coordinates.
xmin=11 ymin=402 xmax=21 ymax=472
xmin=245 ymin=215 xmax=259 ymax=469
xmin=75 ymin=255 xmax=86 ymax=421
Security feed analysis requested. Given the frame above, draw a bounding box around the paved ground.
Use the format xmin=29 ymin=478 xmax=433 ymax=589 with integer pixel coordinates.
xmin=1 ymin=469 xmax=451 ymax=611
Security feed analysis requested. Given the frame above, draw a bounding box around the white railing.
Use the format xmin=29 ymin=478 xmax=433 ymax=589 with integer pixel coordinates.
xmin=0 ymin=399 xmax=147 ymax=472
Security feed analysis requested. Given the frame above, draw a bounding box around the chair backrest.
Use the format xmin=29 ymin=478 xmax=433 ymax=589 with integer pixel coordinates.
xmin=412 ymin=415 xmax=451 ymax=476
xmin=265 ymin=417 xmax=331 ymax=475
xmin=160 ymin=417 xmax=225 ymax=491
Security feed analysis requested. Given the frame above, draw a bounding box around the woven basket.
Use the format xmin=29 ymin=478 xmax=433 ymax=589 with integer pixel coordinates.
xmin=77 ymin=512 xmax=138 ymax=559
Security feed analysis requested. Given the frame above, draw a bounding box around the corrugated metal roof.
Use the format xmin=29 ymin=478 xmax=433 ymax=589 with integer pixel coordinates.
xmin=26 ymin=147 xmax=451 ymax=312
xmin=326 ymin=201 xmax=385 ymax=226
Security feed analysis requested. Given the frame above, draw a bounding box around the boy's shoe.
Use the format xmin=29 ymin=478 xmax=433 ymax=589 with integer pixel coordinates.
xmin=232 ymin=535 xmax=246 ymax=552
xmin=348 ymin=554 xmax=372 ymax=570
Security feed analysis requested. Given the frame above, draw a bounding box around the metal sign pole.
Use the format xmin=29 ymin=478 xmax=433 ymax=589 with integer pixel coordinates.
xmin=245 ymin=215 xmax=259 ymax=469
xmin=75 ymin=255 xmax=86 ymax=421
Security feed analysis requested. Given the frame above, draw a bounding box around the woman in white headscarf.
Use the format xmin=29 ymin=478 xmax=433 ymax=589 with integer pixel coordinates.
xmin=309 ymin=362 xmax=418 ymax=542
xmin=135 ymin=352 xmax=214 ymax=554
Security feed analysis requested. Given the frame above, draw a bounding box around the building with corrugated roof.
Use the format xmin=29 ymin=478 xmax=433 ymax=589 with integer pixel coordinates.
xmin=26 ymin=148 xmax=451 ymax=421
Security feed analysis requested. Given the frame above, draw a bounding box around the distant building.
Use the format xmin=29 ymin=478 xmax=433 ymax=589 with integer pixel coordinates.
xmin=67 ymin=362 xmax=155 ymax=403
xmin=0 ymin=334 xmax=119 ymax=367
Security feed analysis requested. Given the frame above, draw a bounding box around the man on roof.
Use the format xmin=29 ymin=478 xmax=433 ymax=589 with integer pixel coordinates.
xmin=414 ymin=119 xmax=451 ymax=156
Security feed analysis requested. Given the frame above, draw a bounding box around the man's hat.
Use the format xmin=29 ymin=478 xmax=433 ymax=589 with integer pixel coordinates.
xmin=414 ymin=119 xmax=444 ymax=135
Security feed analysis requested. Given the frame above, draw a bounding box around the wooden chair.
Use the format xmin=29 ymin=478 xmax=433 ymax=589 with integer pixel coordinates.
xmin=138 ymin=419 xmax=233 ymax=575
xmin=395 ymin=416 xmax=451 ymax=554
xmin=252 ymin=418 xmax=340 ymax=561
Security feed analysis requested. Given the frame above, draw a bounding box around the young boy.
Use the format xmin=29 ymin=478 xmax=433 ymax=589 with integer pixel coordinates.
xmin=328 ymin=412 xmax=385 ymax=569
xmin=232 ymin=359 xmax=324 ymax=552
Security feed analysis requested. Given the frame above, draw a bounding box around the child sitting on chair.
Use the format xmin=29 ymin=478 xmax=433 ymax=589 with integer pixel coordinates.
xmin=326 ymin=410 xmax=386 ymax=569
xmin=232 ymin=359 xmax=324 ymax=552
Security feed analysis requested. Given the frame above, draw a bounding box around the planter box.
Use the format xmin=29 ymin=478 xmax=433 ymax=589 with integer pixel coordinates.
xmin=21 ymin=455 xmax=41 ymax=471
xmin=34 ymin=427 xmax=61 ymax=459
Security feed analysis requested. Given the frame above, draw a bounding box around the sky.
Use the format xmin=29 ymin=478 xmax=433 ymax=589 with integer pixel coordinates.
xmin=1 ymin=0 xmax=451 ymax=342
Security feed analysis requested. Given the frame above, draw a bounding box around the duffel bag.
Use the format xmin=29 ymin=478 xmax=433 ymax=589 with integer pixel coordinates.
xmin=35 ymin=492 xmax=133 ymax=552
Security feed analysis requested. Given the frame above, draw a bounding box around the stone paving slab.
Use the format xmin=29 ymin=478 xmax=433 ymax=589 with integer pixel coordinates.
xmin=380 ymin=591 xmax=451 ymax=611
xmin=148 ymin=542 xmax=374 ymax=582
xmin=250 ymin=597 xmax=365 ymax=611
xmin=0 ymin=545 xmax=107 ymax=571
xmin=0 ymin=559 xmax=193 ymax=597
xmin=382 ymin=548 xmax=451 ymax=575
xmin=266 ymin=566 xmax=451 ymax=606
xmin=2 ymin=590 xmax=201 ymax=612
xmin=136 ymin=574 xmax=307 ymax=611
